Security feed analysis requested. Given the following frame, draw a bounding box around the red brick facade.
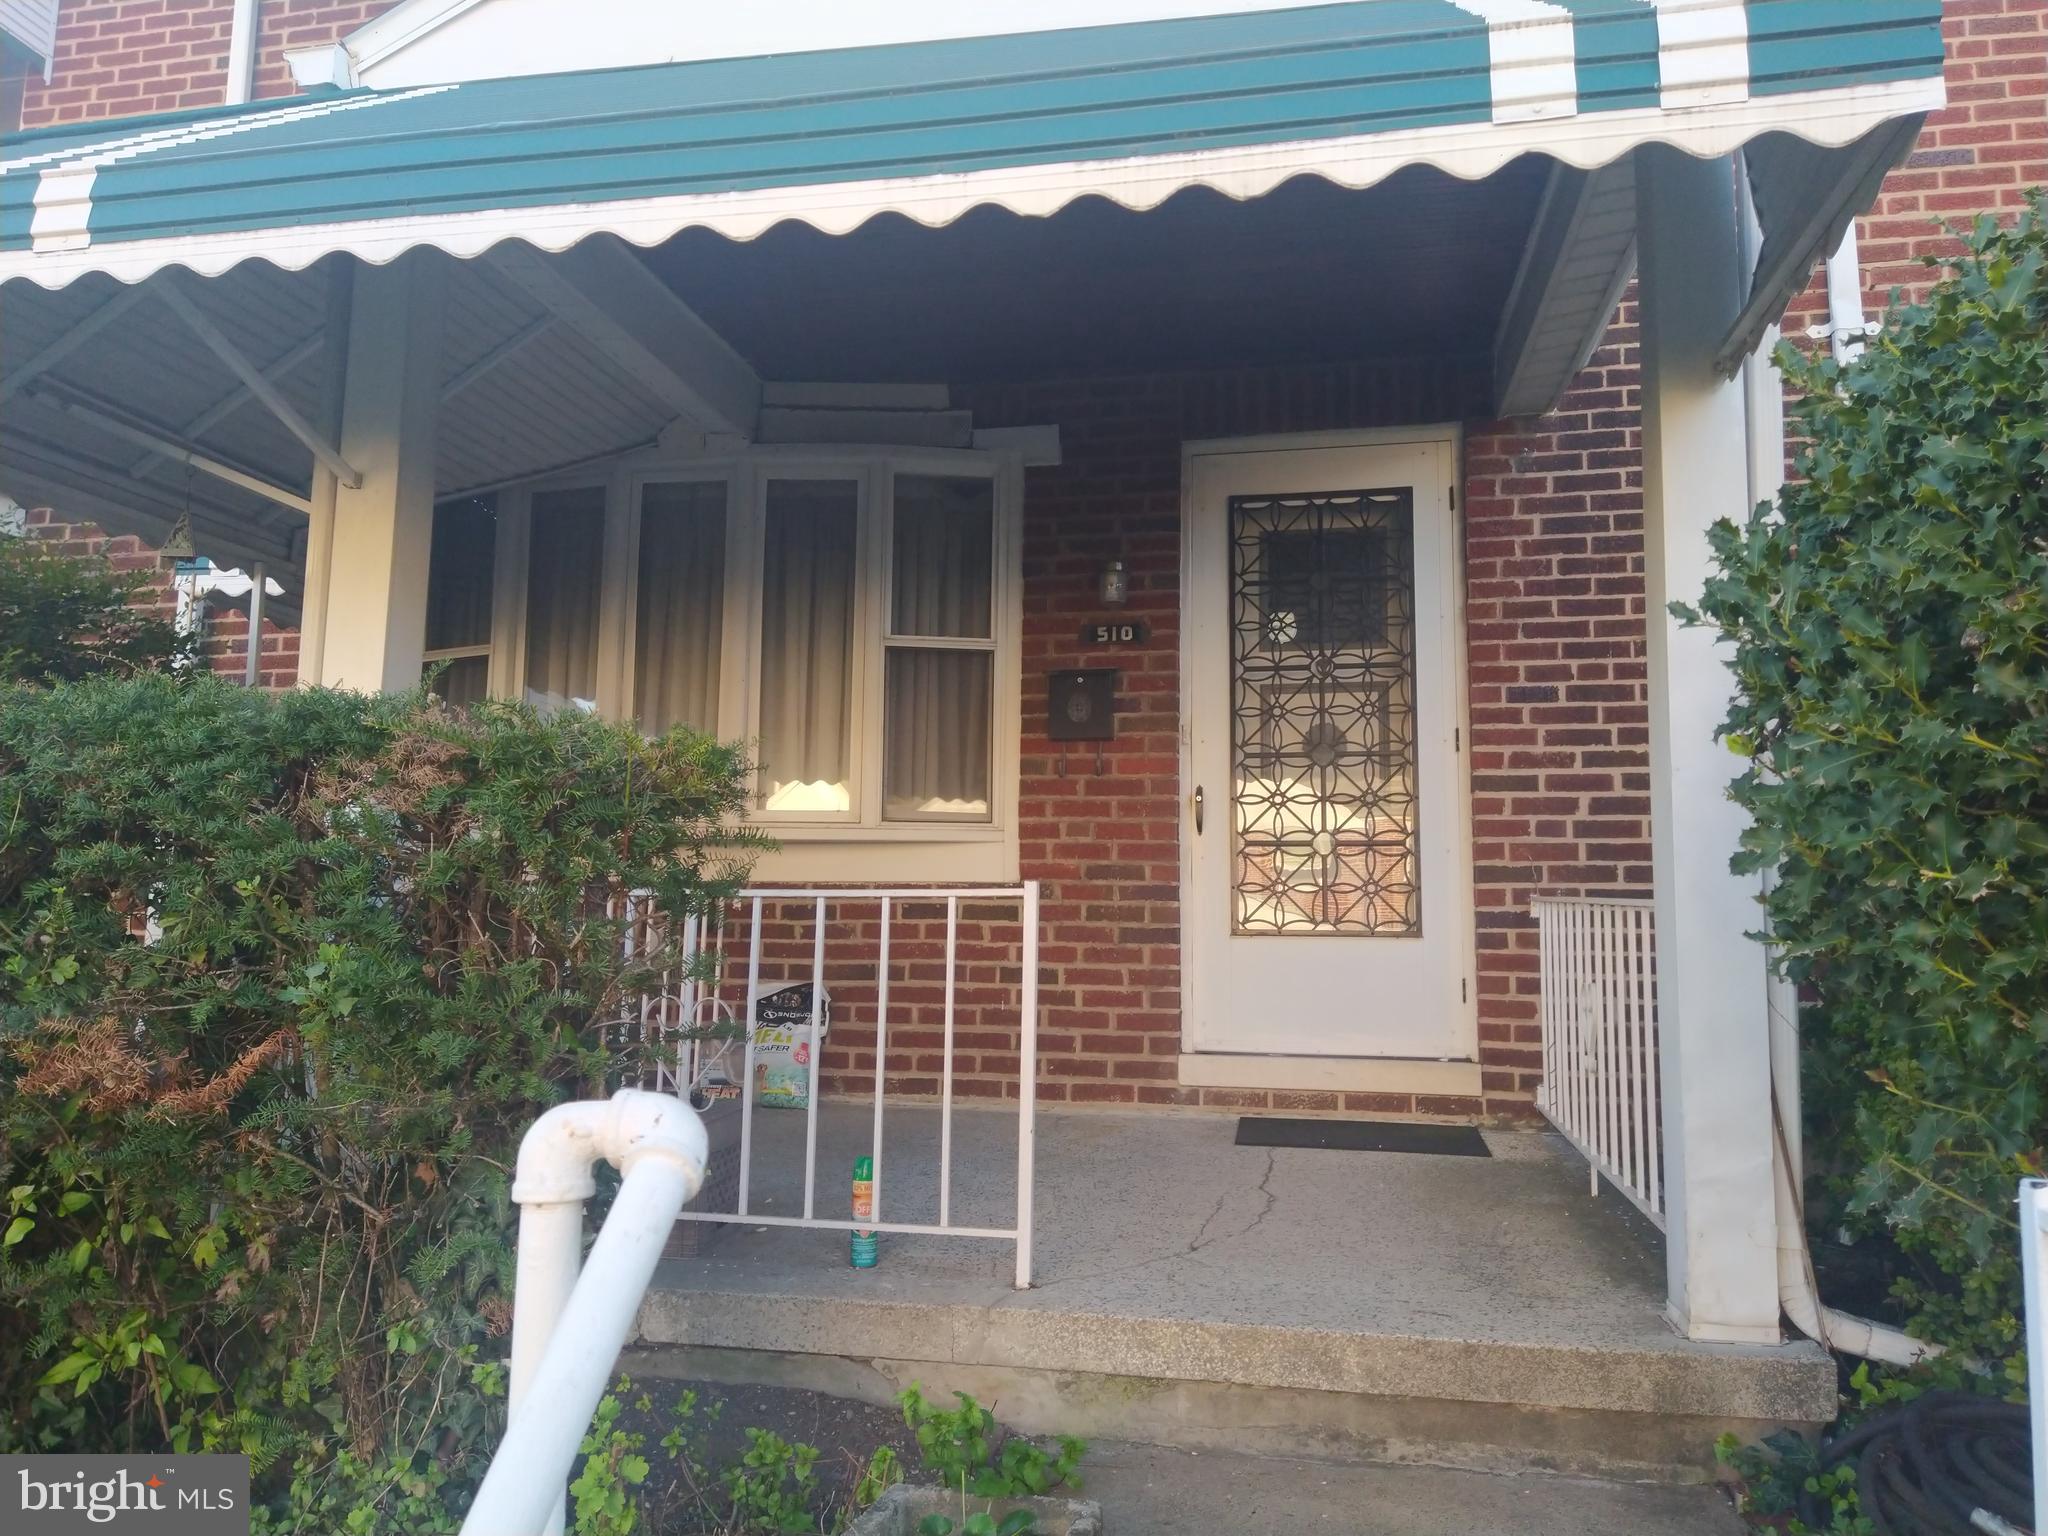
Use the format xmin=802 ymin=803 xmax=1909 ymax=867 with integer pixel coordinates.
xmin=17 ymin=0 xmax=400 ymax=128
xmin=9 ymin=0 xmax=2043 ymax=1121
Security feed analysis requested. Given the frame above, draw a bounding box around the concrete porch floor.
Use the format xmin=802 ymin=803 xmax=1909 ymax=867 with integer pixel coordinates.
xmin=634 ymin=1105 xmax=1834 ymax=1480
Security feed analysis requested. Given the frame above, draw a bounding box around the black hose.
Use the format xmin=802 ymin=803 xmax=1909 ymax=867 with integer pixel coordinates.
xmin=1799 ymin=1391 xmax=2033 ymax=1535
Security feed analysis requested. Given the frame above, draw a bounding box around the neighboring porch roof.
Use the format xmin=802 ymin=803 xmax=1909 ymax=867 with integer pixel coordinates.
xmin=2 ymin=0 xmax=1943 ymax=294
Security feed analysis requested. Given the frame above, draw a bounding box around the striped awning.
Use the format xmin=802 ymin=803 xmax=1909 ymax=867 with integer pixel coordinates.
xmin=0 ymin=0 xmax=1945 ymax=291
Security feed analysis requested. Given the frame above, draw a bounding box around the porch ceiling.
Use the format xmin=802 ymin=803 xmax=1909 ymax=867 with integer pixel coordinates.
xmin=640 ymin=160 xmax=1551 ymax=384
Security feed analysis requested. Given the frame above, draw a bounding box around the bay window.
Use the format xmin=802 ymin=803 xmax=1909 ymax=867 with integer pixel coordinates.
xmin=421 ymin=447 xmax=1019 ymax=862
xmin=421 ymin=494 xmax=496 ymax=705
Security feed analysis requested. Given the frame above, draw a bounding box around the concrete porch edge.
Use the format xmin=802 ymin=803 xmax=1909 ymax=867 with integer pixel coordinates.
xmin=633 ymin=1283 xmax=1835 ymax=1426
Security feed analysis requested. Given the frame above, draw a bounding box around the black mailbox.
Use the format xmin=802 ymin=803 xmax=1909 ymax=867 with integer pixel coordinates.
xmin=1047 ymin=668 xmax=1117 ymax=741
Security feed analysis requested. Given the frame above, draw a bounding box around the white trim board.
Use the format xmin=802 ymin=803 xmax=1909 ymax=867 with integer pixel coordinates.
xmin=1178 ymin=1054 xmax=1483 ymax=1098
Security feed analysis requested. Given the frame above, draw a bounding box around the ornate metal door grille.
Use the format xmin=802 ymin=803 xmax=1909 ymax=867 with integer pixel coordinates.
xmin=1229 ymin=488 xmax=1418 ymax=935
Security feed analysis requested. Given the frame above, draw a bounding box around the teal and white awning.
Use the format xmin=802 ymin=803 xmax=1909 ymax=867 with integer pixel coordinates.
xmin=0 ymin=0 xmax=1944 ymax=290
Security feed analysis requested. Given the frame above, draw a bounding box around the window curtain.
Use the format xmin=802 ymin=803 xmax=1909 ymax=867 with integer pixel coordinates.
xmin=634 ymin=481 xmax=726 ymax=735
xmin=884 ymin=650 xmax=992 ymax=816
xmin=758 ymin=480 xmax=857 ymax=811
xmin=884 ymin=475 xmax=994 ymax=819
xmin=892 ymin=476 xmax=992 ymax=637
xmin=524 ymin=485 xmax=605 ymax=715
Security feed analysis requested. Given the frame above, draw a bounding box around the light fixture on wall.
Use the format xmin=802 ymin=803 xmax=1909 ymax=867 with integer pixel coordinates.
xmin=1100 ymin=558 xmax=1129 ymax=607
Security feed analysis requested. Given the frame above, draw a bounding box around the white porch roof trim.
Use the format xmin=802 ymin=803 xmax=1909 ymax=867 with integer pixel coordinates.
xmin=1 ymin=75 xmax=1943 ymax=294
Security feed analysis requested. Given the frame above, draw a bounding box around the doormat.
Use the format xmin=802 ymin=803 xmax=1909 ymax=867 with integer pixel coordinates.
xmin=1234 ymin=1117 xmax=1491 ymax=1157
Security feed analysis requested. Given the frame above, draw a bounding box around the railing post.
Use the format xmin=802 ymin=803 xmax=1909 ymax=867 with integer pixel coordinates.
xmin=737 ymin=895 xmax=762 ymax=1217
xmin=1015 ymin=880 xmax=1039 ymax=1289
xmin=940 ymin=896 xmax=958 ymax=1228
xmin=873 ymin=896 xmax=890 ymax=1223
xmin=803 ymin=896 xmax=826 ymax=1221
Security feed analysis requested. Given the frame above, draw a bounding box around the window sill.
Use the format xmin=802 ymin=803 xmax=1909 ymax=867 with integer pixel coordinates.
xmin=747 ymin=830 xmax=1019 ymax=884
xmin=748 ymin=819 xmax=1006 ymax=843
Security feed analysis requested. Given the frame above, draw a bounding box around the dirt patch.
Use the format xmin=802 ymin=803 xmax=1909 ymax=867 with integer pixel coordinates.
xmin=604 ymin=1378 xmax=966 ymax=1533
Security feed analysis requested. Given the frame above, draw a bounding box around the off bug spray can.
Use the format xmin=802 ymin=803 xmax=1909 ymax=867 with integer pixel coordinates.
xmin=850 ymin=1156 xmax=878 ymax=1268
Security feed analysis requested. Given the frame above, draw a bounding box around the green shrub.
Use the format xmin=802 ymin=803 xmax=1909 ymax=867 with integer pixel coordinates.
xmin=1684 ymin=198 xmax=2046 ymax=1367
xmin=0 ymin=674 xmax=760 ymax=1524
xmin=0 ymin=534 xmax=194 ymax=682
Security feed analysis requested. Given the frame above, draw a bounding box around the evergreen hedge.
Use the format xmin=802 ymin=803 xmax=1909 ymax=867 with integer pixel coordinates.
xmin=0 ymin=675 xmax=759 ymax=1527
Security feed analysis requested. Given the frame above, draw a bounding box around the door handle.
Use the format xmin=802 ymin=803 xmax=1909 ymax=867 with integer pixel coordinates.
xmin=1193 ymin=784 xmax=1204 ymax=835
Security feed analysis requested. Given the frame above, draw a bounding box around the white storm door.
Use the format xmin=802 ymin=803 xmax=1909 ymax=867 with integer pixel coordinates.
xmin=1184 ymin=438 xmax=1471 ymax=1060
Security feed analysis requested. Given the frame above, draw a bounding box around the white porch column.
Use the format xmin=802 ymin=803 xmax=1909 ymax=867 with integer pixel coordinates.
xmin=1635 ymin=144 xmax=1780 ymax=1344
xmin=314 ymin=251 xmax=445 ymax=691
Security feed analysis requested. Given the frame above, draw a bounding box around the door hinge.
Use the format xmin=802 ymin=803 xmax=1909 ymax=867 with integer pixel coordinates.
xmin=1454 ymin=726 xmax=1461 ymax=753
xmin=1461 ymin=978 xmax=1468 ymax=1004
xmin=1448 ymin=484 xmax=1457 ymax=511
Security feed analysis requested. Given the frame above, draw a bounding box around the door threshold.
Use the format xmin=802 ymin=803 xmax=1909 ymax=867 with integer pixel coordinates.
xmin=1178 ymin=1053 xmax=1481 ymax=1097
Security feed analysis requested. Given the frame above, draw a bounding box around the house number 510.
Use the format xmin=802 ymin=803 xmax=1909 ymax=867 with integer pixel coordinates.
xmin=1080 ymin=620 xmax=1149 ymax=646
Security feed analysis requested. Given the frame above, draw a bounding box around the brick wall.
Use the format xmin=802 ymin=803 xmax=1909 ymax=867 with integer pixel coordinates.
xmin=19 ymin=505 xmax=180 ymax=624
xmin=203 ymin=604 xmax=302 ymax=688
xmin=1786 ymin=0 xmax=2047 ymax=336
xmin=17 ymin=0 xmax=399 ymax=128
xmin=1457 ymin=306 xmax=1650 ymax=1114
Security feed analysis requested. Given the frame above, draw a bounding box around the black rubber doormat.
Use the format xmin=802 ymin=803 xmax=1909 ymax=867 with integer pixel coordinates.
xmin=1235 ymin=1117 xmax=1491 ymax=1157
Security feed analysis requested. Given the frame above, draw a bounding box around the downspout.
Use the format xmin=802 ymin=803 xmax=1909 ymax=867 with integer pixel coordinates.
xmin=225 ymin=0 xmax=260 ymax=106
xmin=1737 ymin=162 xmax=1936 ymax=1369
xmin=1819 ymin=223 xmax=1874 ymax=367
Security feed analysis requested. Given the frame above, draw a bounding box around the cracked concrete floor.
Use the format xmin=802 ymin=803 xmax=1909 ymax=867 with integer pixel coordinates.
xmin=652 ymin=1102 xmax=1675 ymax=1351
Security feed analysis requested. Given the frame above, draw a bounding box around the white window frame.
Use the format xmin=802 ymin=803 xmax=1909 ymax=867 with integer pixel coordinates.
xmin=435 ymin=443 xmax=1023 ymax=878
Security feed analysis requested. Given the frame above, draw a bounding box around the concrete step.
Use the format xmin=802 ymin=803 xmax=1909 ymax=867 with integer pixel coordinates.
xmin=631 ymin=1106 xmax=1835 ymax=1481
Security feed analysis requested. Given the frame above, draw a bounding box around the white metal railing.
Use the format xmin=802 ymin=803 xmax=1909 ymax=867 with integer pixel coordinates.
xmin=2023 ymin=1178 xmax=2048 ymax=1536
xmin=613 ymin=883 xmax=1041 ymax=1288
xmin=1532 ymin=894 xmax=1663 ymax=1227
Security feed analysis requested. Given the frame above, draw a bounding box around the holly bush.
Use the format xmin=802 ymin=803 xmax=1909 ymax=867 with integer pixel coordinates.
xmin=0 ymin=675 xmax=760 ymax=1526
xmin=1685 ymin=198 xmax=2046 ymax=1367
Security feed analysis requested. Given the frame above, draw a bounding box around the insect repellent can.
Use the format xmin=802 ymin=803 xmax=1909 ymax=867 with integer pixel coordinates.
xmin=851 ymin=1155 xmax=878 ymax=1268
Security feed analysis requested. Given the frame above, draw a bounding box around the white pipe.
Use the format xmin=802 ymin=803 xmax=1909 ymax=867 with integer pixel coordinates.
xmin=465 ymin=1090 xmax=707 ymax=1536
xmin=225 ymin=0 xmax=260 ymax=106
xmin=1761 ymin=878 xmax=1939 ymax=1368
xmin=1824 ymin=223 xmax=1870 ymax=367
